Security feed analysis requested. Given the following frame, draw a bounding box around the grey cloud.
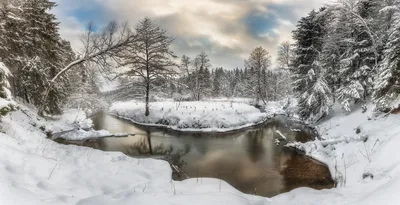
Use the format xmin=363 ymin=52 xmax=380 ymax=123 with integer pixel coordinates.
xmin=53 ymin=0 xmax=330 ymax=69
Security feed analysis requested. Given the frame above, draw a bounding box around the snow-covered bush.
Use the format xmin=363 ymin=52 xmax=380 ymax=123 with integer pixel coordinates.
xmin=0 ymin=62 xmax=17 ymax=117
xmin=172 ymin=93 xmax=194 ymax=102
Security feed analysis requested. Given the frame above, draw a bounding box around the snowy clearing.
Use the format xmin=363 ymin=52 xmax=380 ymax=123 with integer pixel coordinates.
xmin=109 ymin=100 xmax=270 ymax=132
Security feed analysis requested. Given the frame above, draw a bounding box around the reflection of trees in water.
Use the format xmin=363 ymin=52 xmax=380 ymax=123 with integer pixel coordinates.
xmin=294 ymin=131 xmax=312 ymax=143
xmin=245 ymin=129 xmax=265 ymax=162
xmin=129 ymin=137 xmax=191 ymax=179
xmin=280 ymin=152 xmax=334 ymax=192
xmin=91 ymin=113 xmax=103 ymax=130
xmin=84 ymin=113 xmax=334 ymax=196
xmin=146 ymin=131 xmax=153 ymax=154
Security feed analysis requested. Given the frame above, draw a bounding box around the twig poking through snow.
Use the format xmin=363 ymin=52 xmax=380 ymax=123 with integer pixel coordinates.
xmin=142 ymin=183 xmax=147 ymax=192
xmin=48 ymin=163 xmax=58 ymax=180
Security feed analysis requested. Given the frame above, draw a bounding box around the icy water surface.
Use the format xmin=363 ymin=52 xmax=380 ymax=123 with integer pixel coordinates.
xmin=59 ymin=112 xmax=334 ymax=197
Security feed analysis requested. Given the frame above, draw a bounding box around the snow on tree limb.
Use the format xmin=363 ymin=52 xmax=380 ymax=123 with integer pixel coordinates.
xmin=39 ymin=21 xmax=137 ymax=115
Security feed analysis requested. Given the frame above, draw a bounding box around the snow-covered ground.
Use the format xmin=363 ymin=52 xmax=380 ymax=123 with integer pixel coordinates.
xmin=0 ymin=105 xmax=270 ymax=205
xmin=42 ymin=109 xmax=93 ymax=133
xmin=3 ymin=101 xmax=400 ymax=205
xmin=281 ymin=103 xmax=400 ymax=204
xmin=109 ymin=100 xmax=270 ymax=132
xmin=206 ymin=97 xmax=298 ymax=118
xmin=205 ymin=97 xmax=254 ymax=104
xmin=263 ymin=98 xmax=298 ymax=118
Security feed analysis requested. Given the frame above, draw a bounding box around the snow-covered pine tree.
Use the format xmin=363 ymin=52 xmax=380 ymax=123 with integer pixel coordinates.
xmin=334 ymin=0 xmax=379 ymax=111
xmin=225 ymin=69 xmax=238 ymax=97
xmin=200 ymin=66 xmax=211 ymax=98
xmin=212 ymin=67 xmax=224 ymax=97
xmin=0 ymin=0 xmax=28 ymax=99
xmin=373 ymin=1 xmax=400 ymax=110
xmin=297 ymin=60 xmax=333 ymax=121
xmin=192 ymin=51 xmax=212 ymax=100
xmin=0 ymin=62 xmax=16 ymax=116
xmin=20 ymin=0 xmax=71 ymax=115
xmin=0 ymin=0 xmax=72 ymax=115
xmin=320 ymin=7 xmax=342 ymax=95
xmin=292 ymin=8 xmax=329 ymax=120
xmin=235 ymin=67 xmax=249 ymax=98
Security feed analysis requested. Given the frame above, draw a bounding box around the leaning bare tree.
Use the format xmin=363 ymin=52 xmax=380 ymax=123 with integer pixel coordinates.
xmin=116 ymin=18 xmax=176 ymax=116
xmin=39 ymin=21 xmax=136 ymax=116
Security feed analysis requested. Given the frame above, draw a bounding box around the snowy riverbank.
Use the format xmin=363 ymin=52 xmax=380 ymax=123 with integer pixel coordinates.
xmin=2 ymin=101 xmax=400 ymax=205
xmin=109 ymin=100 xmax=271 ymax=132
xmin=0 ymin=105 xmax=270 ymax=205
xmin=280 ymin=104 xmax=400 ymax=204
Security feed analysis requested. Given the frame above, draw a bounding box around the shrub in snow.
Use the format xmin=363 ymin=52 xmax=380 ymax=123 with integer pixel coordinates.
xmin=0 ymin=62 xmax=17 ymax=117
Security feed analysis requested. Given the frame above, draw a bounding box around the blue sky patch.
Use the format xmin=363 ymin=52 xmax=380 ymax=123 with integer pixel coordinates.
xmin=242 ymin=11 xmax=278 ymax=38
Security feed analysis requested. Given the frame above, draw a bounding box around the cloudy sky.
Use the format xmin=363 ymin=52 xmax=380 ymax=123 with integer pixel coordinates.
xmin=52 ymin=0 xmax=329 ymax=69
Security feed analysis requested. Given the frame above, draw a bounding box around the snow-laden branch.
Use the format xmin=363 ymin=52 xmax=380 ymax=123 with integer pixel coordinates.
xmin=51 ymin=40 xmax=131 ymax=83
xmin=38 ymin=22 xmax=136 ymax=115
xmin=337 ymin=0 xmax=379 ymax=65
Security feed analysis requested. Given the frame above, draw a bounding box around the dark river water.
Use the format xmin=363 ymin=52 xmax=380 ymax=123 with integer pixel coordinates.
xmin=59 ymin=112 xmax=334 ymax=197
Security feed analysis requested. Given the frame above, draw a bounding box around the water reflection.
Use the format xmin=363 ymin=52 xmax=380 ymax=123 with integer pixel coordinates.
xmin=64 ymin=112 xmax=333 ymax=197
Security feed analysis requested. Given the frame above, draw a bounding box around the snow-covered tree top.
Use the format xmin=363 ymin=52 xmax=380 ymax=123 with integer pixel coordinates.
xmin=0 ymin=62 xmax=11 ymax=78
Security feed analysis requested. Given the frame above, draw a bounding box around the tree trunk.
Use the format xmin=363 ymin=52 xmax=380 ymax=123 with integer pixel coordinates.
xmin=24 ymin=88 xmax=30 ymax=104
xmin=195 ymin=74 xmax=199 ymax=100
xmin=145 ymin=81 xmax=150 ymax=116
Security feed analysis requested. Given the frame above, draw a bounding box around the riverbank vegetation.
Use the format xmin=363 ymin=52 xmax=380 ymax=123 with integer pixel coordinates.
xmin=109 ymin=100 xmax=272 ymax=132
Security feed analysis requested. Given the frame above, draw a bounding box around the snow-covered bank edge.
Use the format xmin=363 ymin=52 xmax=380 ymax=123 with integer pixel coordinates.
xmin=109 ymin=112 xmax=269 ymax=133
xmin=32 ymin=108 xmax=133 ymax=141
xmin=108 ymin=99 xmax=299 ymax=133
xmin=53 ymin=128 xmax=134 ymax=141
xmin=275 ymin=104 xmax=400 ymax=204
xmin=109 ymin=100 xmax=272 ymax=133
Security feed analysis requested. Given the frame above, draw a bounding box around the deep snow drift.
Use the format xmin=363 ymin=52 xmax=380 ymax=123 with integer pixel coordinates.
xmin=109 ymin=100 xmax=270 ymax=132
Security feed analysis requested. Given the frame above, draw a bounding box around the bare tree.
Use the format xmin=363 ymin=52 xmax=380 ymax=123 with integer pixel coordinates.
xmin=116 ymin=18 xmax=177 ymax=116
xmin=39 ymin=21 xmax=136 ymax=116
xmin=277 ymin=41 xmax=294 ymax=69
xmin=246 ymin=47 xmax=271 ymax=104
xmin=180 ymin=55 xmax=191 ymax=78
